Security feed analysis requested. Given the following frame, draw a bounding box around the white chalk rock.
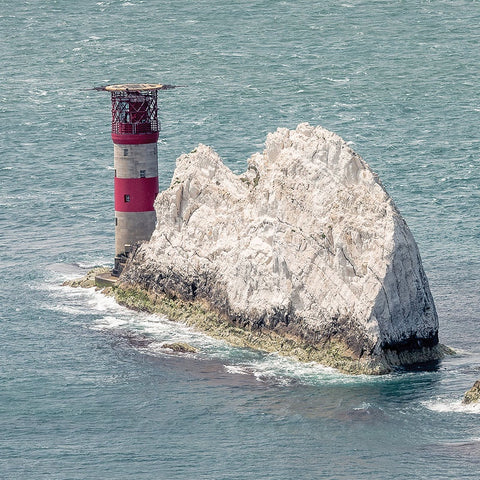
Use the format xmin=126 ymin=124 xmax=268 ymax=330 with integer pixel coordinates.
xmin=122 ymin=124 xmax=442 ymax=373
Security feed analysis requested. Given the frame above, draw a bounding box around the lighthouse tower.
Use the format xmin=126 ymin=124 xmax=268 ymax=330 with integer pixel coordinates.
xmin=95 ymin=83 xmax=176 ymax=276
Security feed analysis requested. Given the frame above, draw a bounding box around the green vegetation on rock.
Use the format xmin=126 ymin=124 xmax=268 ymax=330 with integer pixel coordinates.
xmin=113 ymin=284 xmax=389 ymax=374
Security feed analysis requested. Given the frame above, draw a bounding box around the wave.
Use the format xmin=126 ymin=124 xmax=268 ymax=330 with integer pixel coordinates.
xmin=423 ymin=398 xmax=480 ymax=415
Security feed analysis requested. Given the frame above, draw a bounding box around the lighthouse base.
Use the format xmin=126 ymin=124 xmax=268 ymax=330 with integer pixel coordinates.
xmin=113 ymin=253 xmax=129 ymax=277
xmin=94 ymin=271 xmax=119 ymax=288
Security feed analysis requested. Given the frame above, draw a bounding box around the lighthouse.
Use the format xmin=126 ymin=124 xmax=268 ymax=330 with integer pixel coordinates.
xmin=95 ymin=83 xmax=177 ymax=276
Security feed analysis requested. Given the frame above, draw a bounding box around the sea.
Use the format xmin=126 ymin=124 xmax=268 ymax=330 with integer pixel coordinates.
xmin=1 ymin=0 xmax=479 ymax=478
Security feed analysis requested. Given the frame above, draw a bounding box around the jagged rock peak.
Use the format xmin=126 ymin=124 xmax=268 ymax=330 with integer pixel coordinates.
xmin=463 ymin=380 xmax=480 ymax=404
xmin=120 ymin=123 xmax=442 ymax=374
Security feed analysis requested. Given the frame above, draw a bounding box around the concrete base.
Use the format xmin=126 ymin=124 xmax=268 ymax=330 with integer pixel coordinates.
xmin=95 ymin=271 xmax=119 ymax=288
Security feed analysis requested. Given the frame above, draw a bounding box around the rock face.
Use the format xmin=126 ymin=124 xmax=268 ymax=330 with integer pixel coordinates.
xmin=119 ymin=123 xmax=443 ymax=373
xmin=463 ymin=380 xmax=480 ymax=404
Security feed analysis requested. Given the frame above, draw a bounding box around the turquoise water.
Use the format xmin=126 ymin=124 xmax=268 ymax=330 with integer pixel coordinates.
xmin=1 ymin=0 xmax=479 ymax=478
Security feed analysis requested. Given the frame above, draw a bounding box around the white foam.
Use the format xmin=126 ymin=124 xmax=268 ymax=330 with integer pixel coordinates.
xmin=222 ymin=352 xmax=376 ymax=386
xmin=423 ymin=398 xmax=480 ymax=414
xmin=224 ymin=365 xmax=253 ymax=376
xmin=353 ymin=402 xmax=374 ymax=411
xmin=76 ymin=260 xmax=111 ymax=269
xmin=55 ymin=282 xmax=228 ymax=353
xmin=86 ymin=290 xmax=124 ymax=312
xmin=44 ymin=303 xmax=90 ymax=315
xmin=92 ymin=315 xmax=129 ymax=330
xmin=326 ymin=77 xmax=350 ymax=83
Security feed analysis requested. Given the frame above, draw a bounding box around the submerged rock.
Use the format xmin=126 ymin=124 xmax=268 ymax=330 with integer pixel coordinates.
xmin=119 ymin=123 xmax=444 ymax=374
xmin=162 ymin=342 xmax=198 ymax=353
xmin=463 ymin=380 xmax=480 ymax=404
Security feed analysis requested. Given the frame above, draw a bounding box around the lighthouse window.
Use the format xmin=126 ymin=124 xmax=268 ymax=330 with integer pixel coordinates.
xmin=115 ymin=217 xmax=118 ymax=226
xmin=139 ymin=170 xmax=146 ymax=178
xmin=124 ymin=149 xmax=128 ymax=156
xmin=124 ymin=194 xmax=130 ymax=203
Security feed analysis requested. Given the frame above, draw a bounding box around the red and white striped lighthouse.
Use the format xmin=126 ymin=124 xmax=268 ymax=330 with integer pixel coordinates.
xmin=95 ymin=83 xmax=177 ymax=276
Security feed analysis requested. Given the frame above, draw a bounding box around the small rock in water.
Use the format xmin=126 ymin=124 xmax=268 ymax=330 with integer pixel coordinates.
xmin=115 ymin=330 xmax=155 ymax=348
xmin=463 ymin=380 xmax=480 ymax=404
xmin=162 ymin=342 xmax=198 ymax=353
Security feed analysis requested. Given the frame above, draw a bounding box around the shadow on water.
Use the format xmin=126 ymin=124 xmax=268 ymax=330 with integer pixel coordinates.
xmin=395 ymin=359 xmax=444 ymax=373
xmin=99 ymin=326 xmax=446 ymax=424
xmin=103 ymin=327 xmax=269 ymax=389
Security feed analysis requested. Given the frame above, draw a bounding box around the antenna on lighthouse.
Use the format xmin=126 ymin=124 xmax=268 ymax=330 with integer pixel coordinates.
xmin=95 ymin=83 xmax=180 ymax=279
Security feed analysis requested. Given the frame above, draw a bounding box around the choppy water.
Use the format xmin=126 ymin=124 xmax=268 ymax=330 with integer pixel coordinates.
xmin=1 ymin=1 xmax=479 ymax=478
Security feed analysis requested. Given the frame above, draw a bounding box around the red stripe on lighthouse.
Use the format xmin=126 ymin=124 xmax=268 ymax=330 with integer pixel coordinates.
xmin=112 ymin=132 xmax=159 ymax=145
xmin=115 ymin=177 xmax=159 ymax=212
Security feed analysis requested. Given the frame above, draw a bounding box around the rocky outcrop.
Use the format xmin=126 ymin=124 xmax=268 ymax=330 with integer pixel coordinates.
xmin=119 ymin=123 xmax=444 ymax=374
xmin=63 ymin=267 xmax=110 ymax=288
xmin=162 ymin=342 xmax=198 ymax=353
xmin=463 ymin=380 xmax=480 ymax=404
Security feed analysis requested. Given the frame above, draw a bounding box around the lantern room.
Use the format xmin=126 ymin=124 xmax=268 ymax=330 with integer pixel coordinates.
xmin=110 ymin=89 xmax=158 ymax=144
xmin=94 ymin=83 xmax=177 ymax=144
